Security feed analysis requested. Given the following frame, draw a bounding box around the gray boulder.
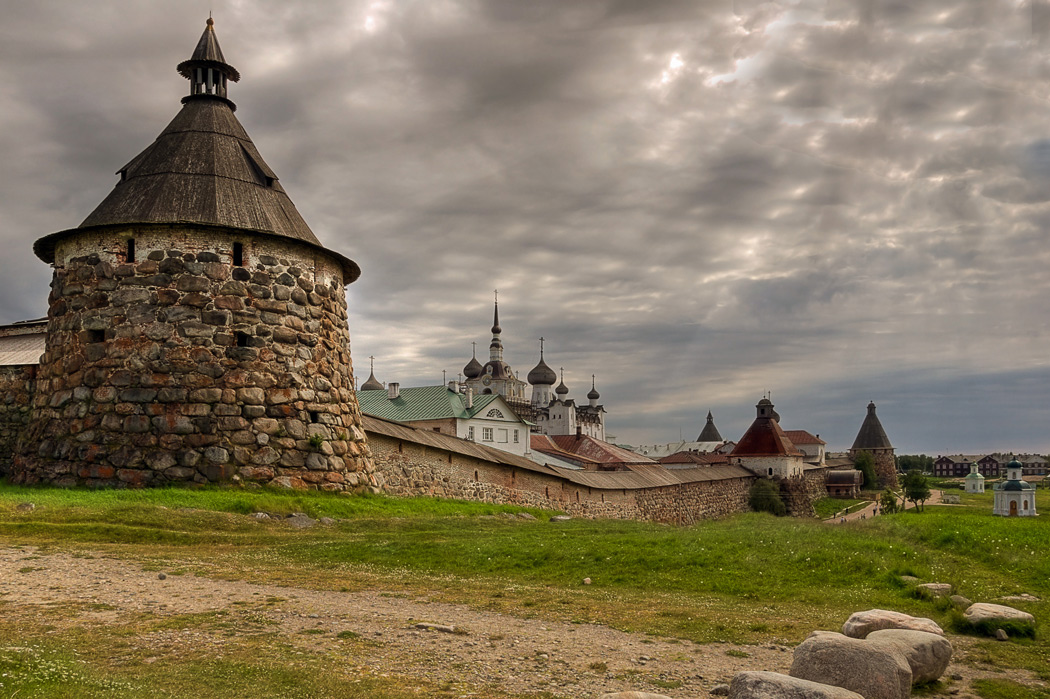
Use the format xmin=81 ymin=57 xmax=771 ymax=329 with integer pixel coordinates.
xmin=842 ymin=609 xmax=944 ymax=638
xmin=730 ymin=672 xmax=864 ymax=699
xmin=866 ymin=629 xmax=952 ymax=684
xmin=790 ymin=631 xmax=911 ymax=699
xmin=964 ymin=603 xmax=1035 ymax=626
xmin=949 ymin=595 xmax=972 ymax=608
xmin=916 ymin=583 xmax=952 ymax=598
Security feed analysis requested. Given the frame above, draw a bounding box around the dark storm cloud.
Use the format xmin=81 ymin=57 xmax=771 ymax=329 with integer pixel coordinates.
xmin=1 ymin=0 xmax=1048 ymax=452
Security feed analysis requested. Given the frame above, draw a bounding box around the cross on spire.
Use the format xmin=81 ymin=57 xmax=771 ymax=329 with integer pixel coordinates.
xmin=539 ymin=336 xmax=545 ymax=358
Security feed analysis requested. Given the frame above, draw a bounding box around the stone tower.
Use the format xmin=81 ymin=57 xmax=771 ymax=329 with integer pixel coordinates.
xmin=13 ymin=19 xmax=374 ymax=490
xmin=849 ymin=401 xmax=896 ymax=488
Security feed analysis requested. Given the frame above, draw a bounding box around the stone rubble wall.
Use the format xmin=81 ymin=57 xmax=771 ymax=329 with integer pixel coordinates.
xmin=0 ymin=365 xmax=35 ymax=478
xmin=369 ymin=431 xmax=757 ymax=523
xmin=13 ymin=226 xmax=373 ymax=489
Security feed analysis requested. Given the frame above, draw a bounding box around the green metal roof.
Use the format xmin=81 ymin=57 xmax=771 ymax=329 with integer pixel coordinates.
xmin=356 ymin=385 xmax=505 ymax=422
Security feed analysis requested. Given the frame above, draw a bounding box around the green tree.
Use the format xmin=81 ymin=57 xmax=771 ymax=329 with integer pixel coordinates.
xmin=853 ymin=451 xmax=878 ymax=490
xmin=897 ymin=454 xmax=934 ymax=473
xmin=902 ymin=470 xmax=931 ymax=512
xmin=879 ymin=488 xmax=899 ymax=514
xmin=749 ymin=479 xmax=786 ymax=516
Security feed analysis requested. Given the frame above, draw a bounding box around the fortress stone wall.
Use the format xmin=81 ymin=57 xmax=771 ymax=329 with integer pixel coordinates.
xmin=366 ymin=419 xmax=758 ymax=524
xmin=12 ymin=226 xmax=374 ymax=490
xmin=0 ymin=365 xmax=35 ymax=477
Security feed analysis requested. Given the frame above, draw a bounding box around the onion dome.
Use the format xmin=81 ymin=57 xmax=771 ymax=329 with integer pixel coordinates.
xmin=34 ymin=17 xmax=360 ymax=284
xmin=360 ymin=372 xmax=384 ymax=391
xmin=587 ymin=376 xmax=600 ymax=401
xmin=555 ymin=369 xmax=569 ymax=396
xmin=527 ymin=339 xmax=557 ymax=385
xmin=463 ymin=343 xmax=483 ymax=379
xmin=359 ymin=357 xmax=384 ymax=390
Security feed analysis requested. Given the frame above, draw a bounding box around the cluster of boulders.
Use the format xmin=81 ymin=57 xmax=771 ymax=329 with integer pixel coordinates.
xmin=601 ymin=600 xmax=1036 ymax=699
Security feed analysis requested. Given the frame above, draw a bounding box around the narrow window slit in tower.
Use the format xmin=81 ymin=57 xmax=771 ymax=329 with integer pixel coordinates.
xmin=233 ymin=242 xmax=243 ymax=266
xmin=309 ymin=411 xmax=319 ymax=423
xmin=87 ymin=329 xmax=105 ymax=344
xmin=235 ymin=331 xmax=249 ymax=347
xmin=126 ymin=238 xmax=135 ymax=263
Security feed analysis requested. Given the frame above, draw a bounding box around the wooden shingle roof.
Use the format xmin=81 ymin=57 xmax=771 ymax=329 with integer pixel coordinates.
xmin=33 ymin=19 xmax=359 ymax=284
xmin=851 ymin=402 xmax=893 ymax=450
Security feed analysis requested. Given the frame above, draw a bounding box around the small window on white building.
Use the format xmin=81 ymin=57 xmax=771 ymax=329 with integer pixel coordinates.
xmin=467 ymin=427 xmax=475 ymax=441
xmin=482 ymin=427 xmax=494 ymax=442
xmin=513 ymin=430 xmax=519 ymax=443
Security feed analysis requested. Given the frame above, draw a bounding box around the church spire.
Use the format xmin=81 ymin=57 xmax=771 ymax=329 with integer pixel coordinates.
xmin=489 ymin=290 xmax=503 ymax=362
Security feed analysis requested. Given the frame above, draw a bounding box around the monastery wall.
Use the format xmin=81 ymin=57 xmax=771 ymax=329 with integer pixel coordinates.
xmin=368 ymin=430 xmax=757 ymax=524
xmin=13 ymin=226 xmax=374 ymax=489
xmin=0 ymin=365 xmax=35 ymax=477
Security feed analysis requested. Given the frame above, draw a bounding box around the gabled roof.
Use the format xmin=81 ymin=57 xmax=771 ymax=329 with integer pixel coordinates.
xmin=542 ymin=434 xmax=657 ymax=466
xmin=783 ymin=430 xmax=826 ymax=446
xmin=357 ymin=385 xmax=515 ymax=423
xmin=851 ymin=402 xmax=892 ymax=450
xmin=658 ymin=451 xmax=730 ymax=466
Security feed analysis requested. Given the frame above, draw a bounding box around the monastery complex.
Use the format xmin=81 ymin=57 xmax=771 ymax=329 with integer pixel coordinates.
xmin=0 ymin=19 xmax=1037 ymax=522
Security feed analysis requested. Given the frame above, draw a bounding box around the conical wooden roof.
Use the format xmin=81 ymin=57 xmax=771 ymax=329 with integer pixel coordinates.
xmin=696 ymin=411 xmax=722 ymax=442
xmin=33 ymin=19 xmax=359 ymax=283
xmin=851 ymin=402 xmax=893 ymax=450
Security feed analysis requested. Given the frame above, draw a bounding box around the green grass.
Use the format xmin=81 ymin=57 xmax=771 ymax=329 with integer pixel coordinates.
xmin=812 ymin=496 xmax=867 ymax=519
xmin=0 ymin=482 xmax=1048 ymax=694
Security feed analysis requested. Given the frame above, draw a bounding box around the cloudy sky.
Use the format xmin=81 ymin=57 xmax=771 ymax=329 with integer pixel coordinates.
xmin=2 ymin=0 xmax=1049 ymax=455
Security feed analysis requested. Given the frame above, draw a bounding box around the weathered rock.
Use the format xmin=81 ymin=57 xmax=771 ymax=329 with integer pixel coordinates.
xmin=963 ymin=603 xmax=1035 ymax=627
xmin=729 ymin=671 xmax=864 ymax=699
xmin=710 ymin=686 xmax=730 ymax=696
xmin=949 ymin=595 xmax=972 ymax=609
xmin=414 ymin=622 xmax=456 ymax=634
xmin=842 ymin=610 xmax=944 ymax=638
xmin=790 ymin=631 xmax=911 ymax=699
xmin=916 ymin=583 xmax=952 ymax=598
xmin=285 ymin=513 xmax=316 ymax=529
xmin=549 ymin=515 xmax=572 ymax=522
xmin=995 ymin=628 xmax=1009 ymax=641
xmin=866 ymin=629 xmax=952 ymax=684
xmin=15 ymin=502 xmax=35 ymax=512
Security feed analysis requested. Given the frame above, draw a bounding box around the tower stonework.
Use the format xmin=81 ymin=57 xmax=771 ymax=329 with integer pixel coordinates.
xmin=12 ymin=19 xmax=373 ymax=489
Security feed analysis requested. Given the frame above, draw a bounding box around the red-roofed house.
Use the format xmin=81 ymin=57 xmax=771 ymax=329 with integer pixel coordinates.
xmin=731 ymin=398 xmax=805 ymax=479
xmin=783 ymin=430 xmax=826 ymax=466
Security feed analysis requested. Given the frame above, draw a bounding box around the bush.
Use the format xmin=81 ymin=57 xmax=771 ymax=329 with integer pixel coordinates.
xmin=853 ymin=451 xmax=878 ymax=489
xmin=749 ymin=479 xmax=786 ymax=516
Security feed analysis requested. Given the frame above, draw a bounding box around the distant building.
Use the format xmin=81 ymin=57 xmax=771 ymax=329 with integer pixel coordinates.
xmin=783 ymin=430 xmax=826 ymax=466
xmin=731 ymin=398 xmax=805 ymax=479
xmin=964 ymin=462 xmax=985 ymax=494
xmin=934 ymin=454 xmax=1000 ymax=478
xmin=630 ymin=410 xmax=730 ymax=458
xmin=993 ymin=458 xmax=1037 ymax=517
xmin=460 ymin=298 xmax=606 ymax=440
xmin=357 ymin=384 xmax=531 ymax=457
xmin=826 ymin=470 xmax=862 ymax=498
xmin=849 ymin=402 xmax=897 ymax=487
xmin=530 ymin=433 xmax=656 ymax=471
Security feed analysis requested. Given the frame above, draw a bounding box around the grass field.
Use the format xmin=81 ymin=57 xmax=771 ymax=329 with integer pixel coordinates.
xmin=0 ymin=483 xmax=1047 ymax=698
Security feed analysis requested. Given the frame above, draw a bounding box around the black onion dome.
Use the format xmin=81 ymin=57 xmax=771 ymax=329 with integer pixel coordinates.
xmin=463 ymin=356 xmax=484 ymax=379
xmin=555 ymin=380 xmax=569 ymax=396
xmin=528 ymin=358 xmax=557 ymax=385
xmin=360 ymin=370 xmax=384 ymax=391
xmin=587 ymin=386 xmax=600 ymax=400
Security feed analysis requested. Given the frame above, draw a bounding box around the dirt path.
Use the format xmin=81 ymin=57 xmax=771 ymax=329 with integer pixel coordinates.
xmin=0 ymin=546 xmax=1031 ymax=698
xmin=825 ymin=489 xmax=944 ymax=523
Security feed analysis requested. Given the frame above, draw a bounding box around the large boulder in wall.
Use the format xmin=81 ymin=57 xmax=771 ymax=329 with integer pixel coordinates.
xmin=865 ymin=629 xmax=952 ymax=684
xmin=842 ymin=609 xmax=944 ymax=638
xmin=729 ymin=671 xmax=865 ymax=699
xmin=790 ymin=631 xmax=911 ymax=699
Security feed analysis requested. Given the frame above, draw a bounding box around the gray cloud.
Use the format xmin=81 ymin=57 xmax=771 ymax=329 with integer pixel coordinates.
xmin=1 ymin=0 xmax=1048 ymax=454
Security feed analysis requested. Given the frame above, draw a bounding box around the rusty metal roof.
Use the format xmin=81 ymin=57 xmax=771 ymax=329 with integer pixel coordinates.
xmin=784 ymin=430 xmax=826 ymax=446
xmin=0 ymin=332 xmax=44 ymax=366
xmin=553 ymin=463 xmax=754 ymax=489
xmin=732 ymin=414 xmax=804 ymax=457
